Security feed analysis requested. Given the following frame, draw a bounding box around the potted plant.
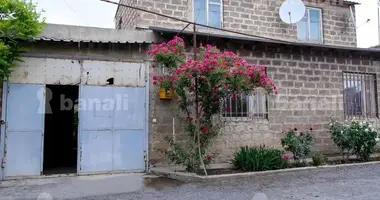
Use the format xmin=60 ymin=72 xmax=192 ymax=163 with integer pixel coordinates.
xmin=153 ymin=75 xmax=175 ymax=99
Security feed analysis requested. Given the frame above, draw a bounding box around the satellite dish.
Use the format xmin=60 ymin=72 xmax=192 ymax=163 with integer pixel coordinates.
xmin=279 ymin=0 xmax=306 ymax=24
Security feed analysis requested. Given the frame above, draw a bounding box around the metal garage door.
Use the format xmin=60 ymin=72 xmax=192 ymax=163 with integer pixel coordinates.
xmin=1 ymin=83 xmax=45 ymax=177
xmin=78 ymin=85 xmax=146 ymax=173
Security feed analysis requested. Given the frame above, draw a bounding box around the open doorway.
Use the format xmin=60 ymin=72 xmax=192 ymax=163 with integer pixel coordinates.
xmin=43 ymin=85 xmax=79 ymax=175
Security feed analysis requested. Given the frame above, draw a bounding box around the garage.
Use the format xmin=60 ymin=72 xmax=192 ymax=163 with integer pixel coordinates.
xmin=0 ymin=57 xmax=148 ymax=179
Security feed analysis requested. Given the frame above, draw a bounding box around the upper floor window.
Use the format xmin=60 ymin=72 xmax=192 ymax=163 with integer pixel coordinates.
xmin=343 ymin=72 xmax=378 ymax=119
xmin=193 ymin=0 xmax=222 ymax=28
xmin=297 ymin=7 xmax=322 ymax=43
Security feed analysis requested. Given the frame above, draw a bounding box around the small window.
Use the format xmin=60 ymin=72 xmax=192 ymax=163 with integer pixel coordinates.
xmin=222 ymin=92 xmax=268 ymax=119
xmin=193 ymin=0 xmax=222 ymax=28
xmin=343 ymin=72 xmax=378 ymax=119
xmin=297 ymin=7 xmax=322 ymax=43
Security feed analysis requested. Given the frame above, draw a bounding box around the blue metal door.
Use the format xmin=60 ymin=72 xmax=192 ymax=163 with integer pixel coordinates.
xmin=113 ymin=87 xmax=145 ymax=171
xmin=78 ymin=86 xmax=145 ymax=173
xmin=3 ymin=83 xmax=45 ymax=177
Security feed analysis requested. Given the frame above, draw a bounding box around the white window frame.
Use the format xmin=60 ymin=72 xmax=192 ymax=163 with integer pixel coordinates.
xmin=297 ymin=7 xmax=323 ymax=43
xmin=192 ymin=0 xmax=223 ymax=28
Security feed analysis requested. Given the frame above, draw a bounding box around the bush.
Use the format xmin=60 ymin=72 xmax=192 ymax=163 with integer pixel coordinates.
xmin=312 ymin=153 xmax=327 ymax=166
xmin=281 ymin=128 xmax=314 ymax=165
xmin=330 ymin=119 xmax=379 ymax=161
xmin=233 ymin=146 xmax=286 ymax=172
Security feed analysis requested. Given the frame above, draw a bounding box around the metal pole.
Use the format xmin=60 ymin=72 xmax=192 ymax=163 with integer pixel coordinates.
xmin=378 ymin=0 xmax=380 ymax=45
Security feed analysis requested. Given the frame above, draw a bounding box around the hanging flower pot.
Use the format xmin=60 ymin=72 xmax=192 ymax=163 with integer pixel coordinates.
xmin=159 ymin=87 xmax=175 ymax=99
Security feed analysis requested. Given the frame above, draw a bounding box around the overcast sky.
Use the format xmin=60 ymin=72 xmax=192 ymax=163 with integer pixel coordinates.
xmin=32 ymin=0 xmax=379 ymax=48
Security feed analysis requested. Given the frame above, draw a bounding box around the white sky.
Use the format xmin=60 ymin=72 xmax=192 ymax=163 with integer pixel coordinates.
xmin=33 ymin=0 xmax=379 ymax=48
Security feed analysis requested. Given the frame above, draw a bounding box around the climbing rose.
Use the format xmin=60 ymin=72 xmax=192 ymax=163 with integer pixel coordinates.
xmin=309 ymin=127 xmax=313 ymax=131
xmin=294 ymin=128 xmax=298 ymax=131
xmin=202 ymin=126 xmax=209 ymax=133
xmin=300 ymin=132 xmax=305 ymax=136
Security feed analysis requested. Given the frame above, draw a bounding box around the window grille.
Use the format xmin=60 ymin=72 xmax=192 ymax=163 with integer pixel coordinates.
xmin=343 ymin=72 xmax=378 ymax=119
xmin=222 ymin=92 xmax=268 ymax=120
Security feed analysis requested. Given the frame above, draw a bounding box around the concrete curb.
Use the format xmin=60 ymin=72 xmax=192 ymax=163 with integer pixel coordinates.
xmin=150 ymin=161 xmax=380 ymax=183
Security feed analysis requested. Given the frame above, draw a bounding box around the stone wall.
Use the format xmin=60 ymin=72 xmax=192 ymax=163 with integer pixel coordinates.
xmin=148 ymin=38 xmax=380 ymax=165
xmin=116 ymin=0 xmax=357 ymax=47
xmin=115 ymin=0 xmax=140 ymax=30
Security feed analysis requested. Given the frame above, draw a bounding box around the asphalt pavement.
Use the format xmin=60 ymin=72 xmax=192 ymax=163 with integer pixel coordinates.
xmin=0 ymin=164 xmax=379 ymax=200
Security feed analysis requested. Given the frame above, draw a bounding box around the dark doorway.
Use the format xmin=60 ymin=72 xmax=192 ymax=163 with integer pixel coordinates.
xmin=43 ymin=85 xmax=79 ymax=175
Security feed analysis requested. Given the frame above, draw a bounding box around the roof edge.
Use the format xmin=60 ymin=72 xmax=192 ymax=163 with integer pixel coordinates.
xmin=37 ymin=23 xmax=157 ymax=43
xmin=149 ymin=26 xmax=380 ymax=54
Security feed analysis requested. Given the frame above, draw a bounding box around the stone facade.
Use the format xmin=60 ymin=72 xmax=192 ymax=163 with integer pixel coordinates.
xmin=148 ymin=35 xmax=380 ymax=165
xmin=116 ymin=0 xmax=357 ymax=47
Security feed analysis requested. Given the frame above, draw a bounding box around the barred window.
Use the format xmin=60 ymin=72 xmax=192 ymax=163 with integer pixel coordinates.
xmin=343 ymin=72 xmax=378 ymax=119
xmin=222 ymin=92 xmax=268 ymax=119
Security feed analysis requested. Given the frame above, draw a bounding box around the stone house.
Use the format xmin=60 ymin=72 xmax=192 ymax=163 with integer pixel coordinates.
xmin=114 ymin=0 xmax=380 ymax=165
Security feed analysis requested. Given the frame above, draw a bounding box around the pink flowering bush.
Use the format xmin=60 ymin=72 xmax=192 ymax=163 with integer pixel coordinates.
xmin=148 ymin=36 xmax=185 ymax=69
xmin=148 ymin=37 xmax=278 ymax=173
xmin=281 ymin=128 xmax=314 ymax=166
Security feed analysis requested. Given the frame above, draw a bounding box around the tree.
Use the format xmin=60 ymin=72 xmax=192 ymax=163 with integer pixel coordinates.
xmin=149 ymin=37 xmax=278 ymax=174
xmin=0 ymin=0 xmax=44 ymax=81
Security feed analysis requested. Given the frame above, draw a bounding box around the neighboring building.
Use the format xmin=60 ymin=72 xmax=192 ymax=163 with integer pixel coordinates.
xmin=0 ymin=24 xmax=155 ymax=179
xmin=115 ymin=0 xmax=358 ymax=47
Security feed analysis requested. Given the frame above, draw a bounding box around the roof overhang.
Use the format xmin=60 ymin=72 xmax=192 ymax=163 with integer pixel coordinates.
xmin=149 ymin=26 xmax=380 ymax=55
xmin=37 ymin=23 xmax=157 ymax=43
xmin=343 ymin=0 xmax=360 ymax=5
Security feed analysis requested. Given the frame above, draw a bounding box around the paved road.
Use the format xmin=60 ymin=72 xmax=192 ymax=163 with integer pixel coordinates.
xmin=1 ymin=164 xmax=380 ymax=200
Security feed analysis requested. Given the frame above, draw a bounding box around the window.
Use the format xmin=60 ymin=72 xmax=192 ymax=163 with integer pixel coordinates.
xmin=193 ymin=0 xmax=222 ymax=28
xmin=343 ymin=72 xmax=378 ymax=119
xmin=297 ymin=7 xmax=322 ymax=42
xmin=222 ymin=92 xmax=268 ymax=119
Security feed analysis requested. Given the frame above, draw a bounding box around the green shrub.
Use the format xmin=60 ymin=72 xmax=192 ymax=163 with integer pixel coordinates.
xmin=233 ymin=146 xmax=286 ymax=172
xmin=330 ymin=119 xmax=379 ymax=161
xmin=312 ymin=153 xmax=327 ymax=166
xmin=281 ymin=128 xmax=314 ymax=165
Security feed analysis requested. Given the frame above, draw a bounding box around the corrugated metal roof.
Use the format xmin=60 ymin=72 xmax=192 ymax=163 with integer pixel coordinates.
xmin=37 ymin=23 xmax=157 ymax=43
xmin=344 ymin=0 xmax=360 ymax=5
xmin=149 ymin=26 xmax=380 ymax=54
xmin=149 ymin=26 xmax=280 ymax=43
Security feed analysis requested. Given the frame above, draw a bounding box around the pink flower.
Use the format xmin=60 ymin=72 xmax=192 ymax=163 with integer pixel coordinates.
xmin=281 ymin=154 xmax=290 ymax=160
xmin=204 ymin=155 xmax=212 ymax=161
xmin=300 ymin=132 xmax=305 ymax=136
xmin=224 ymin=107 xmax=231 ymax=112
xmin=202 ymin=125 xmax=209 ymax=133
xmin=161 ymin=47 xmax=169 ymax=53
